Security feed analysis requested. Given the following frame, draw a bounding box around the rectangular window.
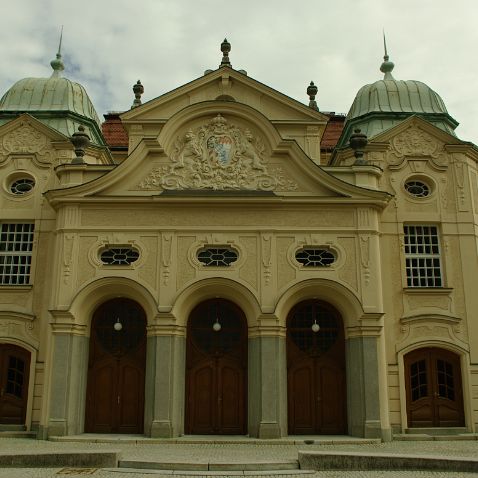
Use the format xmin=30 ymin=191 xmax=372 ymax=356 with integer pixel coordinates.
xmin=0 ymin=223 xmax=35 ymax=285
xmin=404 ymin=225 xmax=442 ymax=287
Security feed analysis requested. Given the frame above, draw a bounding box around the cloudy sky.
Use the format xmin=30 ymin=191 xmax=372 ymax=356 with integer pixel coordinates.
xmin=2 ymin=0 xmax=477 ymax=143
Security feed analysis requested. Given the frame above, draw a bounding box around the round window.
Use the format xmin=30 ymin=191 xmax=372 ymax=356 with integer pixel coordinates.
xmin=10 ymin=178 xmax=35 ymax=195
xmin=404 ymin=180 xmax=431 ymax=198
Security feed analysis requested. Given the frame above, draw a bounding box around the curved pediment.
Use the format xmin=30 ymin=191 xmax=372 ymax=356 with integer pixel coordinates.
xmin=46 ymin=102 xmax=390 ymax=206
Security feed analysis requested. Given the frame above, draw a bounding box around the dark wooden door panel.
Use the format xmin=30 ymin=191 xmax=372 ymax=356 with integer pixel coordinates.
xmin=186 ymin=299 xmax=247 ymax=435
xmin=219 ymin=363 xmax=244 ymax=434
xmin=85 ymin=299 xmax=146 ymax=434
xmin=318 ymin=363 xmax=346 ymax=434
xmin=87 ymin=362 xmax=117 ymax=432
xmin=288 ymin=364 xmax=314 ymax=434
xmin=188 ymin=364 xmax=215 ymax=433
xmin=405 ymin=348 xmax=464 ymax=428
xmin=287 ymin=300 xmax=346 ymax=435
xmin=119 ymin=363 xmax=145 ymax=433
xmin=0 ymin=345 xmax=30 ymax=425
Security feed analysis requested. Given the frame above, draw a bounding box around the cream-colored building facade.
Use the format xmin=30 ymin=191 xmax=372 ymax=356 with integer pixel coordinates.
xmin=0 ymin=42 xmax=477 ymax=441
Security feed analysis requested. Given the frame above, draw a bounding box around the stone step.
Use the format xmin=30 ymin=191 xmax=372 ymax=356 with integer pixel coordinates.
xmin=0 ymin=430 xmax=37 ymax=438
xmin=119 ymin=459 xmax=301 ymax=472
xmin=298 ymin=450 xmax=478 ymax=472
xmin=404 ymin=427 xmax=467 ymax=436
xmin=108 ymin=468 xmax=315 ymax=476
xmin=49 ymin=434 xmax=381 ymax=445
xmin=394 ymin=433 xmax=478 ymax=441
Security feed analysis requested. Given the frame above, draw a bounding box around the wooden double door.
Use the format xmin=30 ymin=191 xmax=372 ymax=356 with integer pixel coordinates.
xmin=0 ymin=344 xmax=30 ymax=425
xmin=85 ymin=299 xmax=146 ymax=434
xmin=287 ymin=300 xmax=346 ymax=435
xmin=405 ymin=348 xmax=465 ymax=428
xmin=185 ymin=299 xmax=247 ymax=435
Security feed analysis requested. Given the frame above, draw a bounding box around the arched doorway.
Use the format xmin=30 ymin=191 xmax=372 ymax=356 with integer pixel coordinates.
xmin=85 ymin=298 xmax=146 ymax=433
xmin=185 ymin=299 xmax=247 ymax=435
xmin=0 ymin=344 xmax=30 ymax=425
xmin=287 ymin=300 xmax=346 ymax=434
xmin=404 ymin=347 xmax=465 ymax=428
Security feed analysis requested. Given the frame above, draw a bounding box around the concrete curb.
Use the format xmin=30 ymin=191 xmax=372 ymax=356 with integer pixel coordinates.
xmin=119 ymin=459 xmax=299 ymax=471
xmin=298 ymin=450 xmax=478 ymax=472
xmin=0 ymin=451 xmax=119 ymax=468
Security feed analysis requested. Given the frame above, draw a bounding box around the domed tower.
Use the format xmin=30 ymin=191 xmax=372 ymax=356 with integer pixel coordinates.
xmin=0 ymin=43 xmax=106 ymax=146
xmin=336 ymin=41 xmax=458 ymax=148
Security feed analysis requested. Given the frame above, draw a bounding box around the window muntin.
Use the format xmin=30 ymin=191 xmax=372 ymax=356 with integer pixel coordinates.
xmin=10 ymin=178 xmax=35 ymax=195
xmin=410 ymin=359 xmax=428 ymax=402
xmin=197 ymin=247 xmax=238 ymax=267
xmin=100 ymin=247 xmax=139 ymax=265
xmin=405 ymin=180 xmax=430 ymax=198
xmin=404 ymin=225 xmax=442 ymax=287
xmin=0 ymin=223 xmax=34 ymax=285
xmin=295 ymin=248 xmax=335 ymax=267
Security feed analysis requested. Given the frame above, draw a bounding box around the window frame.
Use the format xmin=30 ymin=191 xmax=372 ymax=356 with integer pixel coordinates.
xmin=0 ymin=223 xmax=35 ymax=286
xmin=403 ymin=224 xmax=443 ymax=288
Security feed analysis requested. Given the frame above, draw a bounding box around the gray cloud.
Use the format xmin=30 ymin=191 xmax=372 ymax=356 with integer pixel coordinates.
xmin=2 ymin=0 xmax=477 ymax=142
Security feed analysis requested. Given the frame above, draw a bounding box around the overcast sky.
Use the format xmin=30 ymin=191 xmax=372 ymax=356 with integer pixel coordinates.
xmin=1 ymin=0 xmax=477 ymax=143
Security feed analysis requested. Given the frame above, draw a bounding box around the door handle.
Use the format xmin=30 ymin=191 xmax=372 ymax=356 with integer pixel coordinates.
xmin=317 ymin=396 xmax=322 ymax=402
xmin=0 ymin=387 xmax=3 ymax=397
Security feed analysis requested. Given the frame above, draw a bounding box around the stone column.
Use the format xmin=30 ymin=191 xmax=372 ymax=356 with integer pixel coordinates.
xmin=248 ymin=322 xmax=287 ymax=438
xmin=346 ymin=330 xmax=383 ymax=439
xmin=145 ymin=325 xmax=186 ymax=438
xmin=47 ymin=322 xmax=88 ymax=437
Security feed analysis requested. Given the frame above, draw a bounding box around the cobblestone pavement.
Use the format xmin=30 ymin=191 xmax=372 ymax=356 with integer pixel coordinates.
xmin=0 ymin=438 xmax=477 ymax=478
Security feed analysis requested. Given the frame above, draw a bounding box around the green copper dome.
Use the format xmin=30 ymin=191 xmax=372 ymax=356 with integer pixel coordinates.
xmin=0 ymin=51 xmax=105 ymax=146
xmin=337 ymin=50 xmax=458 ymax=147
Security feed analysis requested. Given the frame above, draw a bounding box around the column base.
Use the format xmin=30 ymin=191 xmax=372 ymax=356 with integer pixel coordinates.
xmin=257 ymin=421 xmax=282 ymax=439
xmin=150 ymin=420 xmax=174 ymax=438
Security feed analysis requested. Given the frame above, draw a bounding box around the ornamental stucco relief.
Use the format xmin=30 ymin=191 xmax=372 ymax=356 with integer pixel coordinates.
xmin=3 ymin=123 xmax=47 ymax=154
xmin=138 ymin=114 xmax=298 ymax=191
xmin=387 ymin=127 xmax=447 ymax=169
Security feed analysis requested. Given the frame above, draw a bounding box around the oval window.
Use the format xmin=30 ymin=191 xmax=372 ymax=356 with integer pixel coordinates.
xmin=404 ymin=180 xmax=431 ymax=198
xmin=10 ymin=178 xmax=35 ymax=195
xmin=295 ymin=248 xmax=335 ymax=267
xmin=197 ymin=247 xmax=238 ymax=266
xmin=100 ymin=247 xmax=139 ymax=265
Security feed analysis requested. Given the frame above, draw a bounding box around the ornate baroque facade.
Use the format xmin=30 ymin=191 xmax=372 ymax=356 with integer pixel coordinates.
xmin=0 ymin=40 xmax=477 ymax=440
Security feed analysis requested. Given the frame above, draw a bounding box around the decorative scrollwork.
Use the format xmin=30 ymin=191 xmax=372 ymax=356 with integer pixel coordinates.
xmin=138 ymin=114 xmax=298 ymax=191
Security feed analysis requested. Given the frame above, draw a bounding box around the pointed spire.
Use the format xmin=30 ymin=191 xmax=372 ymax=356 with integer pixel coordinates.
xmin=220 ymin=38 xmax=231 ymax=67
xmin=307 ymin=81 xmax=319 ymax=111
xmin=380 ymin=31 xmax=395 ymax=80
xmin=132 ymin=80 xmax=144 ymax=108
xmin=50 ymin=26 xmax=65 ymax=77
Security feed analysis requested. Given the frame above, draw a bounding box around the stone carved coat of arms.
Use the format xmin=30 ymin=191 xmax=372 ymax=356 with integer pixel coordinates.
xmin=138 ymin=114 xmax=297 ymax=191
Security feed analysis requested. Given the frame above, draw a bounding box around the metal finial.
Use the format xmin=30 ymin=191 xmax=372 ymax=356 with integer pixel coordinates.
xmin=58 ymin=25 xmax=63 ymax=56
xmin=380 ymin=31 xmax=395 ymax=80
xmin=50 ymin=26 xmax=65 ymax=77
xmin=132 ymin=80 xmax=144 ymax=109
xmin=350 ymin=128 xmax=368 ymax=165
xmin=71 ymin=125 xmax=90 ymax=164
xmin=220 ymin=38 xmax=231 ymax=67
xmin=307 ymin=81 xmax=319 ymax=111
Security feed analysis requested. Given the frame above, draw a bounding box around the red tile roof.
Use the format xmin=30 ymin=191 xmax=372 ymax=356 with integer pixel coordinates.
xmin=102 ymin=113 xmax=128 ymax=148
xmin=321 ymin=114 xmax=345 ymax=150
